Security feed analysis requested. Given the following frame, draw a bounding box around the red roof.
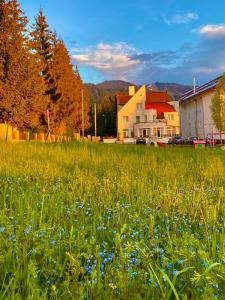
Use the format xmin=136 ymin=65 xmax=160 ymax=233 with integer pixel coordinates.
xmin=146 ymin=92 xmax=169 ymax=104
xmin=116 ymin=91 xmax=169 ymax=106
xmin=116 ymin=94 xmax=132 ymax=105
xmin=145 ymin=102 xmax=175 ymax=118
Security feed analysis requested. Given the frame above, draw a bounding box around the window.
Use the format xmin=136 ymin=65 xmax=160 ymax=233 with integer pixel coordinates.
xmin=123 ymin=130 xmax=129 ymax=138
xmin=136 ymin=103 xmax=143 ymax=110
xmin=153 ymin=115 xmax=156 ymax=121
xmin=157 ymin=128 xmax=162 ymax=137
xmin=123 ymin=116 xmax=129 ymax=123
xmin=167 ymin=127 xmax=172 ymax=136
xmin=136 ymin=116 xmax=140 ymax=123
xmin=144 ymin=115 xmax=147 ymax=122
xmin=143 ymin=128 xmax=150 ymax=137
xmin=171 ymin=114 xmax=174 ymax=121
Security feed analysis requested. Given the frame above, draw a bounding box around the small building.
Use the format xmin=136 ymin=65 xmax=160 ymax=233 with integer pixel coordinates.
xmin=179 ymin=77 xmax=221 ymax=139
xmin=116 ymin=86 xmax=180 ymax=140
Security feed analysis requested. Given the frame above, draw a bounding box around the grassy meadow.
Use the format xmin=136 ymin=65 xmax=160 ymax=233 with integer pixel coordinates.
xmin=0 ymin=141 xmax=224 ymax=299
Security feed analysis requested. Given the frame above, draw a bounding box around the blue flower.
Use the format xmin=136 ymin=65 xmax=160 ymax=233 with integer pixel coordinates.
xmin=0 ymin=227 xmax=5 ymax=233
xmin=8 ymin=233 xmax=16 ymax=241
xmin=24 ymin=225 xmax=32 ymax=235
xmin=131 ymin=257 xmax=139 ymax=265
xmin=99 ymin=251 xmax=105 ymax=258
xmin=167 ymin=262 xmax=172 ymax=269
xmin=50 ymin=239 xmax=56 ymax=246
xmin=173 ymin=269 xmax=178 ymax=276
xmin=176 ymin=259 xmax=184 ymax=265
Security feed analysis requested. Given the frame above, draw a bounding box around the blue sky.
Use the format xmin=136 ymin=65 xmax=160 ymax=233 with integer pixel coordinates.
xmin=20 ymin=0 xmax=225 ymax=85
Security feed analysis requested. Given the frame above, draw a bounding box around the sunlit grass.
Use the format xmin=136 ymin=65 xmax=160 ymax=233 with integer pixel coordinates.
xmin=0 ymin=141 xmax=224 ymax=299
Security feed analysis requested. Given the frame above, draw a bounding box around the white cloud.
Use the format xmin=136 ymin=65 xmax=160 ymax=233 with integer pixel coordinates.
xmin=71 ymin=23 xmax=225 ymax=85
xmin=198 ymin=24 xmax=225 ymax=38
xmin=71 ymin=42 xmax=140 ymax=79
xmin=164 ymin=12 xmax=199 ymax=25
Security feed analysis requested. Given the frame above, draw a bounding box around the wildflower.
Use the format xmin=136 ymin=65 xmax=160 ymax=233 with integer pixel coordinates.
xmin=0 ymin=227 xmax=5 ymax=233
xmin=108 ymin=283 xmax=117 ymax=290
xmin=176 ymin=259 xmax=184 ymax=265
xmin=131 ymin=271 xmax=138 ymax=277
xmin=167 ymin=262 xmax=172 ymax=269
xmin=200 ymin=260 xmax=209 ymax=269
xmin=173 ymin=269 xmax=178 ymax=276
xmin=131 ymin=257 xmax=139 ymax=265
xmin=8 ymin=233 xmax=16 ymax=241
xmin=24 ymin=225 xmax=32 ymax=235
xmin=50 ymin=239 xmax=56 ymax=246
xmin=99 ymin=251 xmax=105 ymax=258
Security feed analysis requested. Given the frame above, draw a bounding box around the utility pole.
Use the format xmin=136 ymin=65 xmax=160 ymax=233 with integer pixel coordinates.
xmin=45 ymin=109 xmax=51 ymax=142
xmin=82 ymin=89 xmax=84 ymax=138
xmin=193 ymin=77 xmax=196 ymax=94
xmin=94 ymin=103 xmax=97 ymax=138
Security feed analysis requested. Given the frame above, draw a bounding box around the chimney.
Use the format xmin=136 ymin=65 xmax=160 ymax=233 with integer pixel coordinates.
xmin=129 ymin=86 xmax=135 ymax=96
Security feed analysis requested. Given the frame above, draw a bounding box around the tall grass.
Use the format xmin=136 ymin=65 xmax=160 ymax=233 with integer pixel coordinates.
xmin=0 ymin=141 xmax=224 ymax=299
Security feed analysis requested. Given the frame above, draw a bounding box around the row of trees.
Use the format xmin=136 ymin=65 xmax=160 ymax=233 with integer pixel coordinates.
xmin=0 ymin=0 xmax=89 ymax=138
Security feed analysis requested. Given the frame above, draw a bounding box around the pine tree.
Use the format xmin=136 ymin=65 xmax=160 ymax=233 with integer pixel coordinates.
xmin=211 ymin=74 xmax=225 ymax=132
xmin=0 ymin=0 xmax=47 ymax=137
xmin=48 ymin=39 xmax=90 ymax=135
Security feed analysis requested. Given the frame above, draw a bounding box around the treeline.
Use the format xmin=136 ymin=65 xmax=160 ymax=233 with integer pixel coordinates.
xmin=89 ymin=95 xmax=116 ymax=137
xmin=0 ymin=0 xmax=89 ymax=138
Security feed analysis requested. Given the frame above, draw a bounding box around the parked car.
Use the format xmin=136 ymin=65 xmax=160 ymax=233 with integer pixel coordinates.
xmin=168 ymin=136 xmax=184 ymax=145
xmin=184 ymin=136 xmax=198 ymax=145
xmin=136 ymin=137 xmax=146 ymax=145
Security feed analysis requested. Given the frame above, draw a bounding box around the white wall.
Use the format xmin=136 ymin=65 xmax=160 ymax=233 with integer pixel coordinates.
xmin=180 ymin=90 xmax=217 ymax=138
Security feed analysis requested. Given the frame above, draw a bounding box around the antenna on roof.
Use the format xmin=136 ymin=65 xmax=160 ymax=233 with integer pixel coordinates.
xmin=193 ymin=77 xmax=196 ymax=94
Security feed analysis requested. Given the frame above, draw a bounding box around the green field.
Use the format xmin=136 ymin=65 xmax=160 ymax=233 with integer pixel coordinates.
xmin=0 ymin=142 xmax=224 ymax=299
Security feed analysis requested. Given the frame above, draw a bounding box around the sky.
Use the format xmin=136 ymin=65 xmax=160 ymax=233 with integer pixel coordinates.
xmin=20 ymin=0 xmax=225 ymax=85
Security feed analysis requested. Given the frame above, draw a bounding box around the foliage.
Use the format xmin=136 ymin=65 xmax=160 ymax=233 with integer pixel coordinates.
xmin=0 ymin=2 xmax=90 ymax=137
xmin=89 ymin=94 xmax=116 ymax=137
xmin=0 ymin=0 xmax=47 ymax=133
xmin=0 ymin=142 xmax=224 ymax=299
xmin=211 ymin=74 xmax=225 ymax=132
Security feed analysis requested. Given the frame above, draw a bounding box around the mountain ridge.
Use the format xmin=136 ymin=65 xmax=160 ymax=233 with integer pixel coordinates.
xmin=85 ymin=80 xmax=192 ymax=102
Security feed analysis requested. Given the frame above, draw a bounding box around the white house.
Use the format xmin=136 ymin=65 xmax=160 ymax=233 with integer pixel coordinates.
xmin=179 ymin=76 xmax=222 ymax=139
xmin=116 ymin=86 xmax=180 ymax=141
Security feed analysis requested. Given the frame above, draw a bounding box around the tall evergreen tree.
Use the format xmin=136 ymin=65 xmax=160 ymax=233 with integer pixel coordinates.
xmin=49 ymin=39 xmax=90 ymax=135
xmin=29 ymin=8 xmax=54 ymax=100
xmin=0 ymin=0 xmax=47 ymax=135
xmin=211 ymin=74 xmax=225 ymax=132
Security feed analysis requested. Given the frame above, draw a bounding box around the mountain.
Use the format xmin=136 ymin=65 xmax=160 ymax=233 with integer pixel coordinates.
xmin=155 ymin=82 xmax=192 ymax=100
xmin=85 ymin=80 xmax=192 ymax=103
xmin=97 ymin=80 xmax=134 ymax=92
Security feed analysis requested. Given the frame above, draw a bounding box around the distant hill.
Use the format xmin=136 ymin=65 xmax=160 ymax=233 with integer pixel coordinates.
xmin=85 ymin=80 xmax=192 ymax=103
xmin=155 ymin=82 xmax=192 ymax=100
xmin=97 ymin=80 xmax=134 ymax=93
